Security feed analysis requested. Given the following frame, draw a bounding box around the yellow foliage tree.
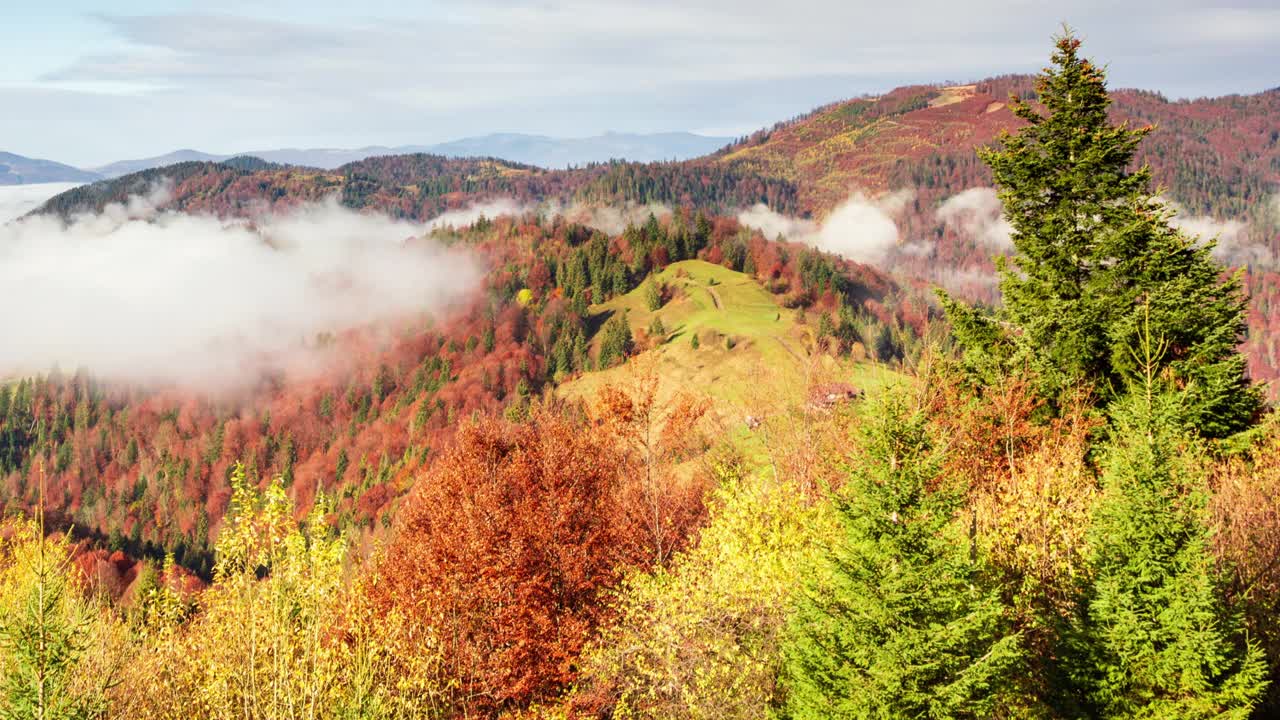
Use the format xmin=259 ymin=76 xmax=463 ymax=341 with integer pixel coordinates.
xmin=573 ymin=458 xmax=839 ymax=719
xmin=114 ymin=464 xmax=451 ymax=719
xmin=0 ymin=518 xmax=126 ymax=720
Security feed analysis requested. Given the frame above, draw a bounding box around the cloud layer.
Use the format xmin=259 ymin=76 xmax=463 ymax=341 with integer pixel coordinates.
xmin=0 ymin=193 xmax=482 ymax=388
xmin=1166 ymin=203 xmax=1273 ymax=268
xmin=739 ymin=191 xmax=910 ymax=265
xmin=549 ymin=201 xmax=674 ymax=236
xmin=937 ymin=187 xmax=1014 ymax=251
xmin=0 ymin=183 xmax=82 ymax=225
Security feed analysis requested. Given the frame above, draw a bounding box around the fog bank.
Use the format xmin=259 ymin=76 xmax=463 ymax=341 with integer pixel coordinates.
xmin=0 ymin=193 xmax=482 ymax=388
xmin=738 ymin=190 xmax=911 ymax=265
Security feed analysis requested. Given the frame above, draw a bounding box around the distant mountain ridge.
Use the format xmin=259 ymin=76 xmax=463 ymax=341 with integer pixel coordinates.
xmin=90 ymin=149 xmax=227 ymax=178
xmin=32 ymin=74 xmax=1280 ymax=384
xmin=0 ymin=152 xmax=102 ymax=185
xmin=86 ymin=132 xmax=731 ymax=178
xmin=421 ymin=132 xmax=731 ymax=169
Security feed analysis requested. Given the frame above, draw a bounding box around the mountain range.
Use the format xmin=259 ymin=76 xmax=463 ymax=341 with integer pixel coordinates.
xmin=9 ymin=16 xmax=1280 ymax=715
xmin=0 ymin=132 xmax=732 ymax=184
xmin=29 ymin=75 xmax=1279 ymax=384
xmin=0 ymin=151 xmax=103 ymax=185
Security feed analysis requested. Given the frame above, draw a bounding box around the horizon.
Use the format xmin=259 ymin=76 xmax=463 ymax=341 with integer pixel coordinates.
xmin=3 ymin=129 xmax=739 ymax=172
xmin=6 ymin=75 xmax=1278 ymax=172
xmin=4 ymin=1 xmax=1278 ymax=167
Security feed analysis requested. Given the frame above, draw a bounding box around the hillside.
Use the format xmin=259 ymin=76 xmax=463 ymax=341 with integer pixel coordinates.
xmin=42 ymin=78 xmax=1279 ymax=226
xmin=717 ymin=83 xmax=1004 ymax=212
xmin=39 ymin=78 xmax=1279 ymax=235
xmin=0 ymin=205 xmax=908 ymax=579
xmin=713 ymin=78 xmax=1280 ymax=384
xmin=716 ymin=77 xmax=1280 ymax=220
xmin=38 ymin=154 xmax=801 ymax=221
xmin=560 ymin=259 xmax=897 ymax=415
xmin=34 ymin=76 xmax=1280 ymax=224
xmin=0 ymin=151 xmax=102 ymax=185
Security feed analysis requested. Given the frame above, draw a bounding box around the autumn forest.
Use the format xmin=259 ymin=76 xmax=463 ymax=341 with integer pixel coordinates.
xmin=3 ymin=29 xmax=1280 ymax=720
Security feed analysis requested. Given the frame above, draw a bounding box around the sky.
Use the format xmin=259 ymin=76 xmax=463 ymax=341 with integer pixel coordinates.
xmin=3 ymin=0 xmax=1278 ymax=167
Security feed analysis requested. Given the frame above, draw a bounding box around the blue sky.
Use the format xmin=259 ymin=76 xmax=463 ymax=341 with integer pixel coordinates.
xmin=4 ymin=1 xmax=1279 ymax=167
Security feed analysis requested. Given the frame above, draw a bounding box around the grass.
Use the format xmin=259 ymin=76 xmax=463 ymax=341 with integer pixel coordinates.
xmin=559 ymin=260 xmax=900 ymax=418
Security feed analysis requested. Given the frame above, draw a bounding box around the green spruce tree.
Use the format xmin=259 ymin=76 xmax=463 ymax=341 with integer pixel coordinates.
xmin=780 ymin=394 xmax=1024 ymax=718
xmin=1061 ymin=321 xmax=1268 ymax=717
xmin=0 ymin=481 xmax=113 ymax=720
xmin=648 ymin=315 xmax=666 ymax=340
xmin=644 ymin=280 xmax=664 ymax=312
xmin=940 ymin=30 xmax=1260 ymax=437
xmin=598 ymin=311 xmax=634 ymax=368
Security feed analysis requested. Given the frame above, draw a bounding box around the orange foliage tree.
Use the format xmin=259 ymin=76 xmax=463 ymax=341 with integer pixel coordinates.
xmin=595 ymin=362 xmax=710 ymax=565
xmin=373 ymin=406 xmax=666 ymax=716
xmin=1211 ymin=423 xmax=1280 ymax=711
xmin=923 ymin=360 xmax=1101 ymax=704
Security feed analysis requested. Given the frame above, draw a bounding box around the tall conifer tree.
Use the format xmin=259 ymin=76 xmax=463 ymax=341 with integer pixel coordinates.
xmin=1062 ymin=323 xmax=1268 ymax=716
xmin=779 ymin=395 xmax=1023 ymax=718
xmin=0 ymin=476 xmax=112 ymax=720
xmin=941 ymin=31 xmax=1260 ymax=437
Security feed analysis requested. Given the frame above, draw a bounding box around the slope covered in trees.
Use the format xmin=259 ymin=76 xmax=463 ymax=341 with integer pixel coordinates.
xmin=33 ymin=73 xmax=1280 ymax=381
xmin=37 ymin=154 xmax=801 ymax=222
xmin=719 ymin=76 xmax=1280 ymax=379
xmin=3 ymin=30 xmax=1280 ymax=720
xmin=716 ymin=76 xmax=1280 ymax=219
xmin=0 ymin=203 xmax=905 ymax=583
xmin=40 ymin=80 xmax=1277 ymax=228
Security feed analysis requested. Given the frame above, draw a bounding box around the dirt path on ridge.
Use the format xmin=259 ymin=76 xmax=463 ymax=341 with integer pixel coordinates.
xmin=705 ymin=286 xmax=724 ymax=310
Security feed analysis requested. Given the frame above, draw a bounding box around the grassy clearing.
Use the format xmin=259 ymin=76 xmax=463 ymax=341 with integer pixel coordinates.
xmin=559 ymin=260 xmax=900 ymax=420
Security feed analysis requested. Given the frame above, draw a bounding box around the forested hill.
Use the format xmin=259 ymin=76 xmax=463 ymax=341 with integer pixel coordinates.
xmin=716 ymin=76 xmax=1280 ymax=220
xmin=30 ymin=78 xmax=1280 ymax=384
xmin=710 ymin=75 xmax=1280 ymax=383
xmin=36 ymin=154 xmax=802 ymax=222
xmin=37 ymin=75 xmax=1279 ymax=229
xmin=0 ymin=205 xmax=906 ymax=580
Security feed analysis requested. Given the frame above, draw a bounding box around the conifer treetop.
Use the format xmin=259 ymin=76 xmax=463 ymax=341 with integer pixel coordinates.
xmin=943 ymin=29 xmax=1260 ymax=437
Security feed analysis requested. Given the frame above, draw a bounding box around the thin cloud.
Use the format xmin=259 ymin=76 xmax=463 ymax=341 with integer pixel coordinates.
xmin=937 ymin=187 xmax=1014 ymax=252
xmin=550 ymin=201 xmax=673 ymax=236
xmin=1161 ymin=197 xmax=1272 ymax=268
xmin=0 ymin=192 xmax=484 ymax=389
xmin=738 ymin=190 xmax=909 ymax=266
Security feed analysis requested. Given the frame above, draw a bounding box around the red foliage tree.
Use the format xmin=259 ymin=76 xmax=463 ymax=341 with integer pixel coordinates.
xmin=373 ymin=408 xmax=651 ymax=716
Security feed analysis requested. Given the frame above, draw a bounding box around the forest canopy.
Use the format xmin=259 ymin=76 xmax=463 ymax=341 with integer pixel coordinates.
xmin=1 ymin=30 xmax=1278 ymax=720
